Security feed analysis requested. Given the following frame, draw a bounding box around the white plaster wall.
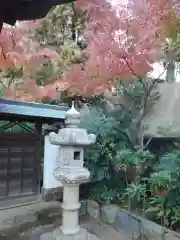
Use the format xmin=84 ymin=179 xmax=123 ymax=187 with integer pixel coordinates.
xmin=43 ymin=135 xmax=62 ymax=189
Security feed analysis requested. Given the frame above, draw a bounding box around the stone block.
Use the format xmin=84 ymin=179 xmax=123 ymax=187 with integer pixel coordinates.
xmin=48 ymin=210 xmax=62 ymax=219
xmin=14 ymin=213 xmax=37 ymax=225
xmin=37 ymin=206 xmax=62 ymax=224
xmin=115 ymin=209 xmax=166 ymax=240
xmin=165 ymin=233 xmax=180 ymax=240
xmin=101 ymin=204 xmax=119 ymax=224
xmin=39 ymin=232 xmax=51 ymax=240
xmin=141 ymin=219 xmax=165 ymax=239
xmin=115 ymin=210 xmax=141 ymax=238
xmin=41 ymin=187 xmax=63 ymax=201
xmin=33 ymin=224 xmax=55 ymax=235
xmin=87 ymin=200 xmax=100 ymax=219
xmin=20 ymin=224 xmax=55 ymax=240
xmin=79 ymin=201 xmax=87 ymax=216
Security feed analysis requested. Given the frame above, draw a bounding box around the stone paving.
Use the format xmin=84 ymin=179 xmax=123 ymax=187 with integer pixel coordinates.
xmin=81 ymin=215 xmax=130 ymax=240
xmin=0 ymin=200 xmax=179 ymax=240
xmin=21 ymin=216 xmax=130 ymax=240
xmin=0 ymin=200 xmax=130 ymax=240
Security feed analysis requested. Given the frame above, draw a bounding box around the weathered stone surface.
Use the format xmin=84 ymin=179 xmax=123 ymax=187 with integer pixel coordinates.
xmin=88 ymin=233 xmax=100 ymax=240
xmin=141 ymin=219 xmax=165 ymax=240
xmin=37 ymin=206 xmax=62 ymax=225
xmin=79 ymin=201 xmax=87 ymax=216
xmin=33 ymin=224 xmax=55 ymax=234
xmin=115 ymin=210 xmax=141 ymax=237
xmin=115 ymin=209 xmax=166 ymax=240
xmin=101 ymin=204 xmax=119 ymax=224
xmin=20 ymin=224 xmax=55 ymax=240
xmin=0 ymin=213 xmax=38 ymax=237
xmin=14 ymin=213 xmax=37 ymax=225
xmin=20 ymin=231 xmax=39 ymax=240
xmin=165 ymin=233 xmax=180 ymax=240
xmin=38 ymin=232 xmax=51 ymax=240
xmin=41 ymin=187 xmax=63 ymax=201
xmin=80 ymin=215 xmax=130 ymax=240
xmin=48 ymin=210 xmax=62 ymax=219
xmin=0 ymin=222 xmax=14 ymax=232
xmin=138 ymin=228 xmax=163 ymax=240
xmin=0 ymin=201 xmax=85 ymax=238
xmin=39 ymin=227 xmax=100 ymax=240
xmin=87 ymin=200 xmax=100 ymax=220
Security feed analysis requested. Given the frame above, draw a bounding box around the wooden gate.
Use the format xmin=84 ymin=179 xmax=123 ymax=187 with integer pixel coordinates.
xmin=0 ymin=133 xmax=41 ymax=201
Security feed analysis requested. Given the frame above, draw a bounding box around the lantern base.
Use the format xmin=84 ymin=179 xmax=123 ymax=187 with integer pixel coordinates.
xmin=39 ymin=227 xmax=100 ymax=240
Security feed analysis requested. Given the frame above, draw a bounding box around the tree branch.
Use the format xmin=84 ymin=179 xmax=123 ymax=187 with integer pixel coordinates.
xmin=114 ymin=126 xmax=136 ymax=150
xmin=122 ymin=55 xmax=147 ymax=92
xmin=143 ymin=137 xmax=153 ymax=150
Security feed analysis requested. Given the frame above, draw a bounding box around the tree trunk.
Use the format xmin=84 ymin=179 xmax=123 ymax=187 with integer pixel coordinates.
xmin=166 ymin=62 xmax=175 ymax=82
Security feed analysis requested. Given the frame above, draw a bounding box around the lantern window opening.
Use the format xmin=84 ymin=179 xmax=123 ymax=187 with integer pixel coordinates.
xmin=74 ymin=151 xmax=81 ymax=160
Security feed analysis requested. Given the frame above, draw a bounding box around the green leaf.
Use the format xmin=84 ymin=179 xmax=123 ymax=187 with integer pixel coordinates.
xmin=157 ymin=210 xmax=165 ymax=218
xmin=145 ymin=207 xmax=160 ymax=213
xmin=165 ymin=209 xmax=171 ymax=216
xmin=95 ymin=167 xmax=108 ymax=181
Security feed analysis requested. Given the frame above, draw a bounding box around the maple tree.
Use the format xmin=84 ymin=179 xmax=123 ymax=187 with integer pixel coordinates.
xmin=32 ymin=3 xmax=86 ymax=88
xmin=30 ymin=3 xmax=86 ymax=101
xmin=0 ymin=21 xmax=60 ymax=101
xmin=0 ymin=3 xmax=86 ymax=101
xmin=1 ymin=0 xmax=180 ymax=101
xmin=35 ymin=3 xmax=85 ymax=47
xmin=71 ymin=0 xmax=177 ymax=89
xmin=31 ymin=0 xmax=180 ymax=99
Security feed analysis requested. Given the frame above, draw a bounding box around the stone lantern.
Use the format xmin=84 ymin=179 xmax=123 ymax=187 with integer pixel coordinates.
xmin=48 ymin=102 xmax=98 ymax=240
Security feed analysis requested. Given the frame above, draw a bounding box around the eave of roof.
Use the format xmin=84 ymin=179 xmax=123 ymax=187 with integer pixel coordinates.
xmin=0 ymin=98 xmax=68 ymax=122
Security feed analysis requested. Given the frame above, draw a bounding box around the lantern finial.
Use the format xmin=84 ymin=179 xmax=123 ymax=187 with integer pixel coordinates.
xmin=65 ymin=101 xmax=80 ymax=128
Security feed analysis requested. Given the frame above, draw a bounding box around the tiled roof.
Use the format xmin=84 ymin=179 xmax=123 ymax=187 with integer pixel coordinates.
xmin=0 ymin=99 xmax=68 ymax=121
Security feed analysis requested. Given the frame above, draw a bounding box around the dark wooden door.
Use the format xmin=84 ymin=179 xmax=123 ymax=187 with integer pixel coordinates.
xmin=0 ymin=133 xmax=40 ymax=200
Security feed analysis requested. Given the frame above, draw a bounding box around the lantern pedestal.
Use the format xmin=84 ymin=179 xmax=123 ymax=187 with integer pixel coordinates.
xmin=61 ymin=183 xmax=81 ymax=235
xmin=54 ymin=167 xmax=90 ymax=235
xmin=40 ymin=167 xmax=100 ymax=240
xmin=40 ymin=226 xmax=100 ymax=240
